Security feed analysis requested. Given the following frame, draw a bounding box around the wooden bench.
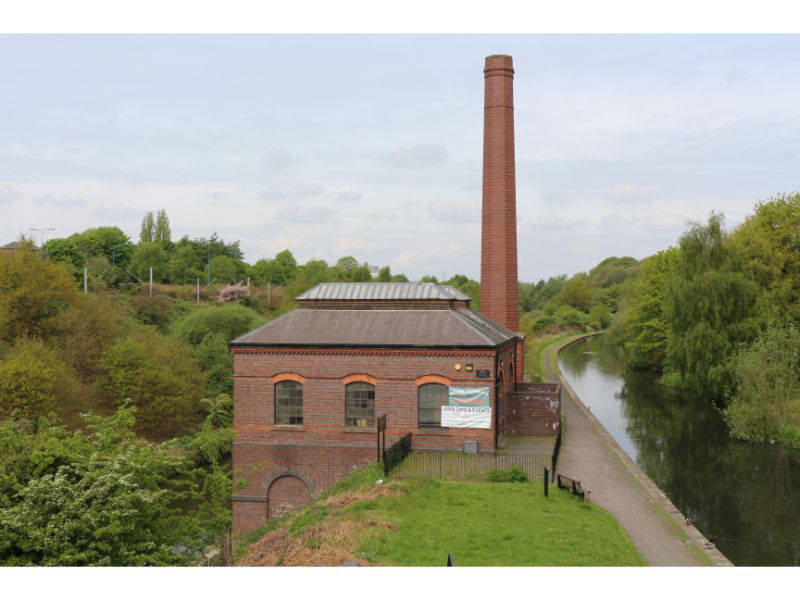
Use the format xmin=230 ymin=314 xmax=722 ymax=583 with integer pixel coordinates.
xmin=557 ymin=473 xmax=586 ymax=498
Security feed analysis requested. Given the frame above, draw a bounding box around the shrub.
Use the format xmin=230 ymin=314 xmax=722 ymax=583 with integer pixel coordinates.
xmin=486 ymin=467 xmax=529 ymax=483
xmin=171 ymin=304 xmax=265 ymax=347
xmin=218 ymin=283 xmax=250 ymax=303
xmin=100 ymin=328 xmax=206 ymax=439
xmin=0 ymin=338 xmax=79 ymax=427
xmin=0 ymin=247 xmax=79 ymax=344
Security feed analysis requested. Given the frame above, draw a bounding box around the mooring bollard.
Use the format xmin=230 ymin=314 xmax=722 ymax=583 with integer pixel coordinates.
xmin=544 ymin=467 xmax=549 ymax=496
xmin=447 ymin=552 xmax=456 ymax=566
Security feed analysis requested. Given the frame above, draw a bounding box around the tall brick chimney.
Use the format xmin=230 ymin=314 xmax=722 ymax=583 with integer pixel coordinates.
xmin=480 ymin=54 xmax=519 ymax=333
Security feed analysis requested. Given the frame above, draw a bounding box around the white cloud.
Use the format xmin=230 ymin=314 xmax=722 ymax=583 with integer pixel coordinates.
xmin=381 ymin=144 xmax=448 ymax=169
xmin=610 ymin=183 xmax=663 ymax=200
xmin=0 ymin=185 xmax=21 ymax=204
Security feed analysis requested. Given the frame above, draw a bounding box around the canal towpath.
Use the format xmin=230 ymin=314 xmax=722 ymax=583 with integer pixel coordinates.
xmin=544 ymin=336 xmax=731 ymax=566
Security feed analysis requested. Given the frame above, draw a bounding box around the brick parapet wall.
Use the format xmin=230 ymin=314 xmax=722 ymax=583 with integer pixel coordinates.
xmin=296 ymin=299 xmax=470 ymax=310
xmin=504 ymin=390 xmax=561 ymax=435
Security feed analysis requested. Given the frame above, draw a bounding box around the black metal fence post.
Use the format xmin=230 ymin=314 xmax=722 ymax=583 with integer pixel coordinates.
xmin=544 ymin=467 xmax=549 ymax=496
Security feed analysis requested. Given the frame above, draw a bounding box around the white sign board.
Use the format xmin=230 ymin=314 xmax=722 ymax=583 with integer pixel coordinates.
xmin=441 ymin=405 xmax=492 ymax=429
xmin=441 ymin=386 xmax=492 ymax=429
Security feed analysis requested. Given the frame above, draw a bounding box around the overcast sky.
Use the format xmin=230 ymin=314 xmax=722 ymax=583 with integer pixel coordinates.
xmin=1 ymin=34 xmax=799 ymax=282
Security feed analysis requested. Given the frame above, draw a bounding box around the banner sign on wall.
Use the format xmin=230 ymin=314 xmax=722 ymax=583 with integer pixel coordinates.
xmin=441 ymin=386 xmax=492 ymax=429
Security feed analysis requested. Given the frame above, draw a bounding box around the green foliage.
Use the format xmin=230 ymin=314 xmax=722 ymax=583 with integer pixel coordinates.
xmin=729 ymin=192 xmax=800 ymax=323
xmin=130 ymin=242 xmax=168 ymax=282
xmin=140 ymin=212 xmax=155 ymax=243
xmin=210 ymin=255 xmax=237 ymax=284
xmin=69 ymin=226 xmax=133 ymax=269
xmin=52 ymin=292 xmax=126 ymax=382
xmin=0 ymin=338 xmax=78 ymax=427
xmin=556 ymin=273 xmax=593 ymax=313
xmin=486 ymin=467 xmax=529 ymax=483
xmin=0 ymin=406 xmax=226 ymax=566
xmin=443 ymin=274 xmax=480 ymax=311
xmin=42 ymin=238 xmax=85 ymax=276
xmin=663 ymin=213 xmax=759 ymax=400
xmin=332 ymin=256 xmax=372 ymax=282
xmin=171 ymin=303 xmax=265 ymax=346
xmin=100 ymin=329 xmax=206 ymax=439
xmin=154 ymin=209 xmax=171 ymax=243
xmin=615 ymin=248 xmax=679 ymax=370
xmin=171 ymin=304 xmax=264 ymax=395
xmin=252 ymin=249 xmax=298 ymax=286
xmin=0 ymin=248 xmax=79 ymax=344
xmin=725 ymin=323 xmax=800 ymax=446
xmin=377 ymin=266 xmax=392 ymax=282
xmin=589 ymin=303 xmax=612 ymax=330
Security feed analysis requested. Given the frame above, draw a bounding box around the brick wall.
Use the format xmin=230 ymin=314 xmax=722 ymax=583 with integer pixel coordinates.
xmin=504 ymin=384 xmax=561 ymax=435
xmin=232 ymin=345 xmax=515 ymax=534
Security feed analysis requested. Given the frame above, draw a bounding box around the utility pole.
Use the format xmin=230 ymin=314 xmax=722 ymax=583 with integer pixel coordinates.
xmin=83 ymin=267 xmax=88 ymax=294
xmin=207 ymin=247 xmax=211 ymax=287
xmin=196 ymin=277 xmax=200 ymax=304
xmin=28 ymin=227 xmax=55 ymax=262
xmin=149 ymin=266 xmax=153 ymax=298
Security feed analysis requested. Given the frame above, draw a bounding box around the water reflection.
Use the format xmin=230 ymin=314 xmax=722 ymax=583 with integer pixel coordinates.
xmin=559 ymin=335 xmax=800 ymax=566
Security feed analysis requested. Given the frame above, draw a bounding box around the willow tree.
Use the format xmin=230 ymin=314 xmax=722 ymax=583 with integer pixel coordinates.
xmin=663 ymin=213 xmax=759 ymax=402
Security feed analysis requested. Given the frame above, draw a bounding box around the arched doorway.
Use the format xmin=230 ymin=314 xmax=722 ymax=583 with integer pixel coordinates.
xmin=267 ymin=474 xmax=311 ymax=519
xmin=497 ymin=370 xmax=505 ymax=436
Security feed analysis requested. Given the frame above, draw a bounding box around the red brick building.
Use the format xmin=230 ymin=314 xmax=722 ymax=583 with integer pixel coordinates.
xmin=231 ymin=54 xmax=560 ymax=535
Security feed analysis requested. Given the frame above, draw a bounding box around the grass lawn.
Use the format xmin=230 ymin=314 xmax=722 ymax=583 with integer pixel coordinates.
xmin=525 ymin=332 xmax=580 ymax=381
xmin=239 ymin=464 xmax=645 ymax=566
xmin=362 ymin=478 xmax=645 ymax=566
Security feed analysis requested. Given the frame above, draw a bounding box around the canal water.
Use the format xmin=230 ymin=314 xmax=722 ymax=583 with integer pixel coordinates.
xmin=558 ymin=334 xmax=800 ymax=566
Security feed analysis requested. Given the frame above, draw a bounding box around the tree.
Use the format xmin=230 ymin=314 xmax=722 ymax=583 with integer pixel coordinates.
xmin=663 ymin=213 xmax=759 ymax=401
xmin=167 ymin=244 xmax=204 ymax=284
xmin=0 ymin=246 xmax=79 ymax=343
xmin=270 ymin=250 xmax=298 ymax=286
xmin=140 ymin=212 xmax=155 ymax=243
xmin=100 ymin=329 xmax=207 ymax=439
xmin=617 ymin=248 xmax=679 ymax=371
xmin=209 ymin=255 xmax=236 ymax=284
xmin=0 ymin=338 xmax=79 ymax=427
xmin=69 ymin=227 xmax=133 ymax=269
xmin=556 ymin=273 xmax=593 ymax=313
xmin=725 ymin=323 xmax=800 ymax=446
xmin=154 ymin=209 xmax=171 ymax=243
xmin=332 ymin=256 xmax=371 ymax=282
xmin=589 ymin=303 xmax=613 ymax=330
xmin=729 ymin=192 xmax=800 ymax=324
xmin=420 ymin=275 xmax=439 ymax=283
xmin=377 ymin=266 xmax=392 ymax=282
xmin=170 ymin=304 xmax=265 ymax=395
xmin=130 ymin=242 xmax=168 ymax=282
xmin=42 ymin=238 xmax=85 ymax=276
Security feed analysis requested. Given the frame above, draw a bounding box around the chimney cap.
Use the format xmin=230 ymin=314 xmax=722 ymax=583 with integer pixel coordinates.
xmin=484 ymin=54 xmax=514 ymax=74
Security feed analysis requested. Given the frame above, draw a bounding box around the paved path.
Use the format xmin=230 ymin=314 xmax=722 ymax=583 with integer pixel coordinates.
xmin=544 ymin=340 xmax=731 ymax=566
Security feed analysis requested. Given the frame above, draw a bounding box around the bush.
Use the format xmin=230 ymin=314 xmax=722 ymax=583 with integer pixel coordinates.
xmin=171 ymin=304 xmax=265 ymax=347
xmin=0 ymin=338 xmax=79 ymax=427
xmin=100 ymin=328 xmax=206 ymax=439
xmin=218 ymin=282 xmax=249 ymax=303
xmin=0 ymin=407 xmax=203 ymax=566
xmin=486 ymin=467 xmax=529 ymax=483
xmin=0 ymin=247 xmax=79 ymax=343
xmin=725 ymin=323 xmax=800 ymax=446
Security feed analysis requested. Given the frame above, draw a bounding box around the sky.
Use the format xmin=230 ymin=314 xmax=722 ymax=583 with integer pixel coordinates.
xmin=1 ymin=34 xmax=799 ymax=282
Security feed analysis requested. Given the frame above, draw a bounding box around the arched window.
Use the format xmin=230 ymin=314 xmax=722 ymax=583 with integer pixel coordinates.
xmin=345 ymin=382 xmax=375 ymax=427
xmin=418 ymin=383 xmax=449 ymax=428
xmin=275 ymin=381 xmax=303 ymax=425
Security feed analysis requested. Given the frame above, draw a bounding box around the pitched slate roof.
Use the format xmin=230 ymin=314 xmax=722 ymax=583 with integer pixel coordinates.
xmin=295 ymin=282 xmax=471 ymax=302
xmin=230 ymin=308 xmax=519 ymax=349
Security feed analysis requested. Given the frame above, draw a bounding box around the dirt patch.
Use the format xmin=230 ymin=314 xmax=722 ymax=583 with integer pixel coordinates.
xmin=240 ymin=484 xmax=402 ymax=566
